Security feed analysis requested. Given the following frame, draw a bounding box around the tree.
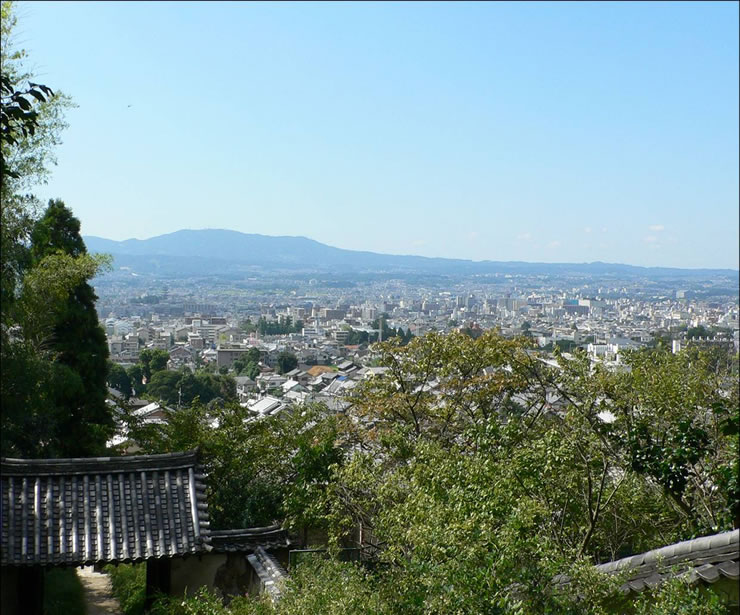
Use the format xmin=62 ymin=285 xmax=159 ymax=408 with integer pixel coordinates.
xmin=247 ymin=346 xmax=261 ymax=364
xmin=242 ymin=361 xmax=260 ymax=380
xmin=131 ymin=401 xmax=343 ymax=531
xmin=127 ymin=364 xmax=145 ymax=395
xmin=146 ymin=370 xmax=182 ymax=405
xmin=125 ymin=330 xmax=738 ymax=612
xmin=233 ymin=347 xmax=262 ymax=375
xmin=0 ymin=2 xmax=111 ymax=458
xmin=686 ymin=325 xmax=711 ymax=340
xmin=322 ymin=332 xmax=738 ymax=610
xmin=277 ymin=351 xmax=298 ymax=374
xmin=1 ymin=1 xmax=74 ymax=318
xmin=345 ymin=328 xmax=369 ymax=346
xmin=138 ymin=348 xmax=170 ymax=380
xmin=26 ymin=199 xmax=113 ymax=456
xmin=106 ymin=361 xmax=132 ymax=398
xmin=144 ymin=368 xmax=237 ymax=408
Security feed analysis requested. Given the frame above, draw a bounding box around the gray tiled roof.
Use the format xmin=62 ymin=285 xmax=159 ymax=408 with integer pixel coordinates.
xmin=209 ymin=525 xmax=290 ymax=553
xmin=1 ymin=451 xmax=211 ymax=567
xmin=247 ymin=546 xmax=289 ymax=601
xmin=554 ymin=529 xmax=739 ymax=594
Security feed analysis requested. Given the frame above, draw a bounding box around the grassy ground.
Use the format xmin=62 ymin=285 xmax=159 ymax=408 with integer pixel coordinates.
xmin=44 ymin=567 xmax=87 ymax=615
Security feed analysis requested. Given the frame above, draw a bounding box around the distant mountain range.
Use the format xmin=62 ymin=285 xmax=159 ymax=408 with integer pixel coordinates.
xmin=82 ymin=229 xmax=738 ymax=279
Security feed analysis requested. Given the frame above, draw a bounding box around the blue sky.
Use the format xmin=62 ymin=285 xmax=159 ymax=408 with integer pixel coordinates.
xmin=13 ymin=1 xmax=739 ymax=268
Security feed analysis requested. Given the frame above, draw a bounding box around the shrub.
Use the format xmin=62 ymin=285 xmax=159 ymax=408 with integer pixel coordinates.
xmin=44 ymin=567 xmax=87 ymax=615
xmin=104 ymin=563 xmax=146 ymax=615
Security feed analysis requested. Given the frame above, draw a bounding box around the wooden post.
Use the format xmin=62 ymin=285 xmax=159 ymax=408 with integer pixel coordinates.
xmin=144 ymin=558 xmax=171 ymax=611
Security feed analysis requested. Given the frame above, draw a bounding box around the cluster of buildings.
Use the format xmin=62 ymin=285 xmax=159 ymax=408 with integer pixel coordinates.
xmin=104 ymin=288 xmax=739 ymax=378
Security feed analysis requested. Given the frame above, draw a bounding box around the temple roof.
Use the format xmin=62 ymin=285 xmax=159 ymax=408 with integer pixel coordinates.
xmin=553 ymin=529 xmax=739 ymax=594
xmin=1 ymin=451 xmax=211 ymax=567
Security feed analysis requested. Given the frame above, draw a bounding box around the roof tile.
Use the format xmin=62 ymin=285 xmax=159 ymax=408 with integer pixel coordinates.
xmin=1 ymin=451 xmax=211 ymax=566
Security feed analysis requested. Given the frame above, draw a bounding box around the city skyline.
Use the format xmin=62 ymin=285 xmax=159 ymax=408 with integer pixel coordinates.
xmin=16 ymin=1 xmax=740 ymax=269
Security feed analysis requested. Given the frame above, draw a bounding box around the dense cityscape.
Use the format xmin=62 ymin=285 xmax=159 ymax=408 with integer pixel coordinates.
xmin=2 ymin=2 xmax=738 ymax=614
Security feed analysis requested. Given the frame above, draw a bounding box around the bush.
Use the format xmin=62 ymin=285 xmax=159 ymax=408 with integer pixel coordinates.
xmin=152 ymin=587 xmax=231 ymax=615
xmin=44 ymin=567 xmax=87 ymax=615
xmin=633 ymin=577 xmax=727 ymax=615
xmin=104 ymin=563 xmax=146 ymax=615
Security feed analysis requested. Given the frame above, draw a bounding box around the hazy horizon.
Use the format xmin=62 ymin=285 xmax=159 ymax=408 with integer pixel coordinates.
xmin=16 ymin=1 xmax=740 ymax=269
xmin=84 ymin=227 xmax=739 ymax=272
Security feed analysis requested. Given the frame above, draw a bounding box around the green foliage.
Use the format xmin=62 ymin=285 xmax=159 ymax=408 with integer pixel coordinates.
xmin=242 ymin=361 xmax=261 ymax=379
xmin=344 ymin=327 xmax=369 ymax=346
xmin=348 ymin=330 xmax=536 ymax=446
xmin=107 ymin=360 xmax=132 ymax=398
xmin=127 ymin=363 xmax=146 ymax=395
xmin=277 ymin=351 xmax=298 ymax=375
xmin=130 ymin=294 xmax=161 ymax=304
xmin=133 ymin=402 xmax=343 ymax=531
xmin=153 ymin=560 xmax=385 ymax=615
xmin=139 ymin=348 xmax=170 ymax=380
xmin=121 ymin=331 xmax=738 ymax=613
xmin=147 ymin=370 xmax=182 ymax=404
xmin=541 ymin=339 xmax=579 ymax=352
xmin=369 ymin=316 xmax=412 ymax=344
xmin=273 ymin=558 xmax=388 ymax=615
xmin=233 ymin=348 xmax=262 ymax=377
xmin=1 ymin=9 xmax=111 ymax=459
xmin=632 ymin=577 xmax=727 ymax=615
xmin=614 ymin=347 xmax=738 ymax=535
xmin=43 ymin=567 xmax=87 ymax=615
xmin=104 ymin=563 xmax=146 ymax=615
xmin=244 ymin=316 xmax=303 ymax=336
xmin=145 ymin=368 xmax=236 ymax=407
xmin=152 ymin=587 xmax=233 ymax=615
xmin=1 ymin=202 xmax=113 ymax=457
xmin=28 ymin=200 xmax=113 ymax=456
xmin=686 ymin=325 xmax=712 ymax=340
xmin=1 ymin=1 xmax=74 ymax=193
xmin=1 ymin=1 xmax=76 ymax=320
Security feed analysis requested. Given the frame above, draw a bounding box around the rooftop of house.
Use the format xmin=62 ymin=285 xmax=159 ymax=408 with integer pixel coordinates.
xmin=248 ymin=396 xmax=285 ymax=416
xmin=1 ymin=451 xmax=211 ymax=567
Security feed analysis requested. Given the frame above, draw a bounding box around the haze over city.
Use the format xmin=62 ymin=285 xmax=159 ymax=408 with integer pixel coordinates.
xmin=16 ymin=1 xmax=739 ymax=269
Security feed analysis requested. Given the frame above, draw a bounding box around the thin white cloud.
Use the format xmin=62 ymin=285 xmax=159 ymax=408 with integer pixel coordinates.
xmin=601 ymin=227 xmax=608 ymax=233
xmin=643 ymin=235 xmax=658 ymax=243
xmin=469 ymin=231 xmax=480 ymax=240
xmin=648 ymin=224 xmax=665 ymax=232
xmin=516 ymin=232 xmax=532 ymax=241
xmin=412 ymin=239 xmax=426 ymax=247
xmin=547 ymin=240 xmax=561 ymax=248
xmin=584 ymin=227 xmax=592 ymax=234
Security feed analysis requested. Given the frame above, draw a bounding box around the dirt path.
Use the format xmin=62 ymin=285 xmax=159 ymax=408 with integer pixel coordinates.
xmin=77 ymin=566 xmax=122 ymax=615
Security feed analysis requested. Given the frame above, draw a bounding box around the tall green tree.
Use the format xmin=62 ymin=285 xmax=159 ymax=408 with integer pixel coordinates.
xmin=27 ymin=199 xmax=113 ymax=456
xmin=277 ymin=351 xmax=298 ymax=374
xmin=138 ymin=348 xmax=170 ymax=380
xmin=106 ymin=360 xmax=132 ymax=398
xmin=1 ymin=3 xmax=111 ymax=458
